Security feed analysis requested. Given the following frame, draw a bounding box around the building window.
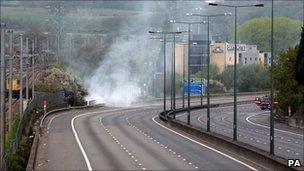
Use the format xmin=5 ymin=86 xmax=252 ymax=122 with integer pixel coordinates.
xmin=239 ymin=53 xmax=242 ymax=57
xmin=245 ymin=58 xmax=247 ymax=61
xmin=250 ymin=57 xmax=252 ymax=61
xmin=255 ymin=58 xmax=257 ymax=61
xmin=229 ymin=57 xmax=232 ymax=61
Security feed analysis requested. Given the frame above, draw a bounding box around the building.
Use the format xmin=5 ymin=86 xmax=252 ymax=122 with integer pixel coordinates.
xmin=210 ymin=42 xmax=271 ymax=72
xmin=174 ymin=34 xmax=209 ymax=75
xmin=259 ymin=51 xmax=272 ymax=66
xmin=189 ymin=34 xmax=208 ymax=74
xmin=238 ymin=45 xmax=259 ymax=65
xmin=175 ymin=42 xmax=188 ymax=75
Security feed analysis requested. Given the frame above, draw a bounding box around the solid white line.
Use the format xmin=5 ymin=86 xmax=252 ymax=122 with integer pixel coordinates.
xmin=152 ymin=116 xmax=258 ymax=171
xmin=71 ymin=115 xmax=93 ymax=171
xmin=71 ymin=108 xmax=130 ymax=171
xmin=245 ymin=112 xmax=303 ymax=137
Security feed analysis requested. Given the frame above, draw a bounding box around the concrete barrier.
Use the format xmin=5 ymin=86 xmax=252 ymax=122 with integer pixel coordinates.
xmin=26 ymin=104 xmax=103 ymax=171
xmin=161 ymin=112 xmax=302 ymax=171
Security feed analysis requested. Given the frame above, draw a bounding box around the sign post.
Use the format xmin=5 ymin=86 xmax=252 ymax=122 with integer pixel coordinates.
xmin=44 ymin=100 xmax=48 ymax=115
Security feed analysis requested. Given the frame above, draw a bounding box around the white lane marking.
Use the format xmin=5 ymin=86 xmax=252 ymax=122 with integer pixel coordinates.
xmin=152 ymin=116 xmax=258 ymax=171
xmin=71 ymin=115 xmax=93 ymax=171
xmin=245 ymin=112 xmax=303 ymax=137
xmin=47 ymin=113 xmax=65 ymax=130
xmin=71 ymin=109 xmax=129 ymax=171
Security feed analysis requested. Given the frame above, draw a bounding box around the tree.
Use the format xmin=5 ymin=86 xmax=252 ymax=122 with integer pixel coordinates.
xmin=237 ymin=64 xmax=270 ymax=92
xmin=293 ymin=26 xmax=304 ymax=121
xmin=275 ymin=47 xmax=304 ymax=116
xmin=237 ymin=17 xmax=302 ymax=53
xmin=217 ymin=64 xmax=270 ymax=92
xmin=295 ymin=26 xmax=304 ymax=85
xmin=193 ymin=64 xmax=220 ymax=80
xmin=218 ymin=66 xmax=234 ymax=91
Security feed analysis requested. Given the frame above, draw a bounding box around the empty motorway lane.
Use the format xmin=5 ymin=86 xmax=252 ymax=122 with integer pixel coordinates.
xmin=35 ymin=106 xmax=265 ymax=170
xmin=176 ymin=104 xmax=304 ymax=162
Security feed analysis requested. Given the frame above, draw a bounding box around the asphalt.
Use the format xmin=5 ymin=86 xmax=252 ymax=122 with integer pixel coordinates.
xmin=35 ymin=101 xmax=266 ymax=170
xmin=176 ymin=103 xmax=304 ymax=162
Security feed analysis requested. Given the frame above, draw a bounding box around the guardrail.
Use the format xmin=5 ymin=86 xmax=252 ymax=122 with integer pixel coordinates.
xmin=158 ymin=102 xmax=301 ymax=171
xmin=26 ymin=104 xmax=103 ymax=171
xmin=159 ymin=100 xmax=253 ymax=121
xmin=141 ymin=91 xmax=269 ymax=103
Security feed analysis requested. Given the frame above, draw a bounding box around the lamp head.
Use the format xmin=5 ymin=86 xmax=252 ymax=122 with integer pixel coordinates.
xmin=209 ymin=3 xmax=218 ymax=6
xmin=254 ymin=4 xmax=264 ymax=7
xmin=225 ymin=12 xmax=232 ymax=16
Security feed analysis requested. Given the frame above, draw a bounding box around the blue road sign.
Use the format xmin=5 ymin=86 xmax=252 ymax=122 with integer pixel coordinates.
xmin=183 ymin=82 xmax=206 ymax=95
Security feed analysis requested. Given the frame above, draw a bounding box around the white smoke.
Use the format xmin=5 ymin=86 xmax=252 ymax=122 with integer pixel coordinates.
xmin=83 ymin=2 xmax=168 ymax=107
xmin=85 ymin=38 xmax=142 ymax=106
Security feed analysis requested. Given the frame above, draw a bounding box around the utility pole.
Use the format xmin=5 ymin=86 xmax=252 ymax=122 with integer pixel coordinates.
xmin=31 ymin=39 xmax=35 ymax=100
xmin=46 ymin=37 xmax=49 ymax=67
xmin=19 ymin=34 xmax=23 ymax=119
xmin=25 ymin=38 xmax=29 ymax=102
xmin=8 ymin=29 xmax=13 ymax=132
xmin=0 ymin=22 xmax=6 ymax=170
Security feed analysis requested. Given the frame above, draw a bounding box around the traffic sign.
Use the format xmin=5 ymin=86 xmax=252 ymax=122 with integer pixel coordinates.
xmin=183 ymin=82 xmax=206 ymax=95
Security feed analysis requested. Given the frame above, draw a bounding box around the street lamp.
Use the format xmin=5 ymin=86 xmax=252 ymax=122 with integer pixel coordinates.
xmin=209 ymin=2 xmax=264 ymax=141
xmin=0 ymin=22 xmax=6 ymax=170
xmin=149 ymin=31 xmax=182 ymax=119
xmin=270 ymin=0 xmax=275 ymax=156
xmin=150 ymin=35 xmax=182 ymax=114
xmin=187 ymin=12 xmax=231 ymax=132
xmin=169 ymin=20 xmax=206 ymax=125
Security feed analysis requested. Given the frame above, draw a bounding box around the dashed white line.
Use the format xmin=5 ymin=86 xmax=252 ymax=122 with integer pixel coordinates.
xmin=152 ymin=115 xmax=258 ymax=171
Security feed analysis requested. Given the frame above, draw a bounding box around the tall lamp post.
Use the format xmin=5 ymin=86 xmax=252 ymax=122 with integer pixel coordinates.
xmin=209 ymin=2 xmax=264 ymax=141
xmin=150 ymin=35 xmax=181 ymax=113
xmin=270 ymin=0 xmax=274 ymax=156
xmin=187 ymin=13 xmax=231 ymax=132
xmin=0 ymin=22 xmax=6 ymax=170
xmin=169 ymin=20 xmax=206 ymax=125
xmin=148 ymin=31 xmax=182 ymax=119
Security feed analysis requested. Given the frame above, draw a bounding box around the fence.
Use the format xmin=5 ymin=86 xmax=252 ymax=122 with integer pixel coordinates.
xmin=2 ymin=91 xmax=68 ymax=170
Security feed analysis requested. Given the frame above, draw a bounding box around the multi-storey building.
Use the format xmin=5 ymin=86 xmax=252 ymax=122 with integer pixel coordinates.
xmin=210 ymin=42 xmax=271 ymax=72
xmin=174 ymin=34 xmax=209 ymax=75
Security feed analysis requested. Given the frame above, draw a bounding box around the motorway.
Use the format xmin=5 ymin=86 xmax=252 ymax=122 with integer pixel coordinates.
xmin=34 ymin=95 xmax=303 ymax=170
xmin=176 ymin=104 xmax=304 ymax=161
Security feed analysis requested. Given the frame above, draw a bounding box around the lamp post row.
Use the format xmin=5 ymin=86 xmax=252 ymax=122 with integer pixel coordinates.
xmin=209 ymin=2 xmax=264 ymax=141
xmin=152 ymin=2 xmax=279 ymax=157
xmin=149 ymin=31 xmax=182 ymax=119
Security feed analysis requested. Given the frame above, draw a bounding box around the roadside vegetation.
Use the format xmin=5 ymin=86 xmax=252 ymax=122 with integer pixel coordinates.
xmin=275 ymin=26 xmax=304 ymax=120
xmin=194 ymin=64 xmax=270 ymax=93
xmin=237 ymin=17 xmax=302 ymax=53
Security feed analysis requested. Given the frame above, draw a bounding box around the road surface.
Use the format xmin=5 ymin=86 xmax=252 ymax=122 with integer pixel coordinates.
xmin=176 ymin=103 xmax=304 ymax=162
xmin=35 ymin=105 xmax=265 ymax=170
